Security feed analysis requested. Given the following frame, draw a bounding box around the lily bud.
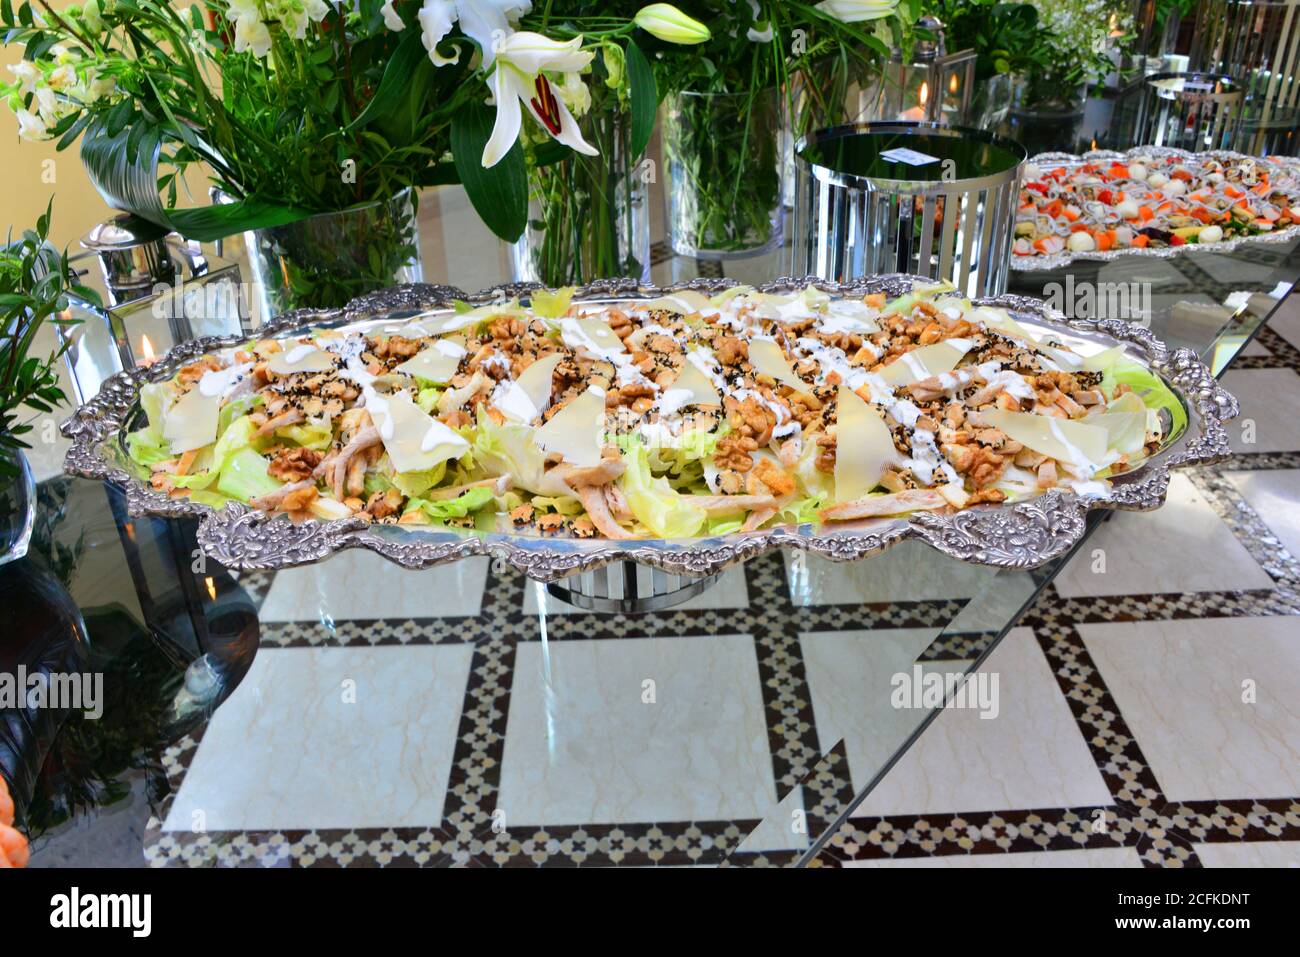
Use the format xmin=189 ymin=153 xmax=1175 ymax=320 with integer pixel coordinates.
xmin=814 ymin=0 xmax=899 ymax=22
xmin=633 ymin=4 xmax=710 ymax=45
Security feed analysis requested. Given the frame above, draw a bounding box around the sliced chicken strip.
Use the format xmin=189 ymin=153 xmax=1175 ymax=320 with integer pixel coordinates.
xmin=251 ymin=479 xmax=314 ymax=512
xmin=256 ymin=408 xmax=304 ymax=437
xmin=437 ymin=371 xmax=491 ymax=417
xmin=680 ymin=494 xmax=778 ymax=516
xmin=819 ymin=488 xmax=948 ymax=522
xmin=559 ymin=458 xmax=627 ymax=488
xmin=345 ymin=455 xmax=367 ymax=497
xmin=574 ymin=484 xmax=639 ymax=540
xmin=328 ymin=426 xmax=381 ymax=501
xmin=426 ymin=475 xmax=513 ymax=501
xmin=604 ymin=484 xmax=633 ymax=522
xmin=740 ymin=507 xmax=777 ymax=532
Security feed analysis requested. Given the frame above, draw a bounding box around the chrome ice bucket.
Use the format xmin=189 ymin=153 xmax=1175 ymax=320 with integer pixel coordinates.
xmin=791 ymin=122 xmax=1026 ymax=297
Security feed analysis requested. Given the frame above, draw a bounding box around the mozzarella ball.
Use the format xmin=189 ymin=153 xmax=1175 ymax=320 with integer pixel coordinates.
xmin=1162 ymin=180 xmax=1187 ymax=197
xmin=1198 ymin=225 xmax=1223 ymax=243
xmin=1067 ymin=231 xmax=1097 ymax=252
xmin=1146 ymin=172 xmax=1168 ymax=188
xmin=1117 ymin=199 xmax=1140 ymax=219
xmin=1127 ymin=163 xmax=1148 ymax=181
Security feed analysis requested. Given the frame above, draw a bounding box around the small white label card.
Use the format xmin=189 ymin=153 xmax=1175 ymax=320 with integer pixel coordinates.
xmin=878 ymin=147 xmax=942 ymax=167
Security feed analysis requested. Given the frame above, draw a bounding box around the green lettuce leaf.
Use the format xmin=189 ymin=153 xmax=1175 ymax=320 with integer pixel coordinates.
xmin=403 ymin=485 xmax=495 ymax=522
xmin=215 ymin=447 xmax=282 ymax=501
xmin=126 ymin=431 xmax=173 ymax=468
xmin=772 ymin=495 xmax=826 ymax=527
xmin=620 ymin=439 xmax=706 ymax=539
xmin=473 ymin=409 xmax=552 ymax=493
xmin=531 ymin=287 xmax=575 ymax=318
xmin=392 ymin=462 xmax=448 ymax=498
xmin=1100 ymin=360 xmax=1187 ymax=439
xmin=218 ymin=393 xmax=263 ymax=433
xmin=704 ymin=516 xmax=744 ymax=535
xmin=415 ymin=386 xmax=442 ymax=414
xmin=126 ymin=382 xmax=176 ymax=467
xmin=277 ymin=419 xmax=333 ymax=451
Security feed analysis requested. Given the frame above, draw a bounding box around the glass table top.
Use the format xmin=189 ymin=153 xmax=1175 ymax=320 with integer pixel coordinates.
xmin=6 ymin=97 xmax=1299 ymax=867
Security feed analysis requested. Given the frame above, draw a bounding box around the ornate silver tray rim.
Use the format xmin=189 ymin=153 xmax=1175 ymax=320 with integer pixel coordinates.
xmin=61 ymin=276 xmax=1238 ymax=581
xmin=1009 ymin=146 xmax=1300 ymax=272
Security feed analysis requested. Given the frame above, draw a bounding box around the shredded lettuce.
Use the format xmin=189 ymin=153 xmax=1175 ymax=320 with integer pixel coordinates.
xmin=404 ymin=486 xmax=495 ymax=522
xmin=392 ymin=462 xmax=448 ymax=498
xmin=415 ymin=386 xmax=441 ymax=414
xmin=531 ymin=495 xmax=584 ymax=515
xmin=473 ymin=409 xmax=553 ymax=493
xmin=126 ymin=431 xmax=173 ymax=468
xmin=772 ymin=495 xmax=826 ymax=527
xmin=704 ymin=516 xmax=744 ymax=535
xmin=277 ymin=419 xmax=333 ymax=451
xmin=792 ymin=439 xmax=833 ymax=501
xmin=215 ymin=446 xmax=282 ymax=501
xmin=188 ymin=489 xmax=236 ymax=509
xmin=126 ymin=382 xmax=177 ymax=468
xmin=218 ymin=393 xmax=263 ymax=433
xmin=620 ymin=439 xmax=706 ymax=539
xmin=531 ymin=286 xmax=575 ymax=318
xmin=1100 ymin=360 xmax=1187 ymax=438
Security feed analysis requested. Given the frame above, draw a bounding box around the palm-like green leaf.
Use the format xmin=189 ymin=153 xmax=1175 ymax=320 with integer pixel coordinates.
xmin=80 ymin=116 xmax=311 ymax=241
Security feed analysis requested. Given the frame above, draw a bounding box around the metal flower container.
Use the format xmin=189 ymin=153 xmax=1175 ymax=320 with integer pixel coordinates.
xmin=791 ymin=122 xmax=1026 ymax=297
xmin=1137 ymin=72 xmax=1244 ymax=152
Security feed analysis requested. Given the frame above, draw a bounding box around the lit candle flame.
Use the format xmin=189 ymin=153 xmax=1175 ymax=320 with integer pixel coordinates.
xmin=205 ymin=576 xmax=217 ymax=601
xmin=949 ymin=74 xmax=959 ymax=95
xmin=141 ymin=334 xmax=157 ymax=363
xmin=1091 ymin=138 xmax=1098 ymax=151
xmin=919 ymin=81 xmax=929 ymax=107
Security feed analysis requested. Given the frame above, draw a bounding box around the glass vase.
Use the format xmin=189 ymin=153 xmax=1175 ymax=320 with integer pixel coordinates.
xmin=511 ymin=108 xmax=649 ymax=287
xmin=242 ymin=187 xmax=423 ymax=318
xmin=1007 ymin=77 xmax=1090 ymax=156
xmin=0 ymin=447 xmax=36 ymax=567
xmin=663 ymin=88 xmax=784 ymax=259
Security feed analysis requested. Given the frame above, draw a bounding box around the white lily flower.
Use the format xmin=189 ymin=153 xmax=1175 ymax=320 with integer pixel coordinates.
xmin=33 ymin=86 xmax=60 ymax=124
xmin=227 ymin=0 xmax=261 ymax=25
xmin=81 ymin=0 xmax=105 ymax=36
xmin=814 ymin=0 xmax=899 ymax=22
xmin=481 ymin=31 xmax=597 ymax=168
xmin=47 ymin=64 xmax=77 ymax=90
xmin=233 ymin=15 xmax=273 ymax=57
xmin=15 ymin=107 xmax=47 ymax=140
xmin=7 ymin=61 xmax=39 ymax=95
xmin=417 ymin=0 xmax=531 ymax=68
xmin=279 ymin=0 xmax=330 ymax=38
xmin=87 ymin=71 xmax=117 ymax=101
xmin=380 ymin=0 xmax=404 ymax=31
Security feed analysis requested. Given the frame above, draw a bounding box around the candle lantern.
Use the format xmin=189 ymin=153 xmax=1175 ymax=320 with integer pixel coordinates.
xmin=792 ymin=122 xmax=1026 ymax=298
xmin=857 ymin=16 xmax=977 ymax=125
xmin=58 ymin=219 xmax=247 ymax=403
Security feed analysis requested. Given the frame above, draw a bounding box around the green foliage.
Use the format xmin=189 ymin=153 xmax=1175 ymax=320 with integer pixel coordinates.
xmin=925 ymin=0 xmax=1049 ymax=81
xmin=0 ymin=202 xmax=102 ymax=477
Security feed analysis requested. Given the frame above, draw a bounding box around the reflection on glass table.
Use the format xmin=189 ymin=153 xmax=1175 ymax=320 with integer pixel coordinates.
xmin=7 ymin=218 xmax=1295 ymax=866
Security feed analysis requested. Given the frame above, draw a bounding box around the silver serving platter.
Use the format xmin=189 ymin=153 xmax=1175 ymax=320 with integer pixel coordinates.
xmin=1009 ymin=146 xmax=1300 ymax=272
xmin=61 ymin=276 xmax=1237 ymax=581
